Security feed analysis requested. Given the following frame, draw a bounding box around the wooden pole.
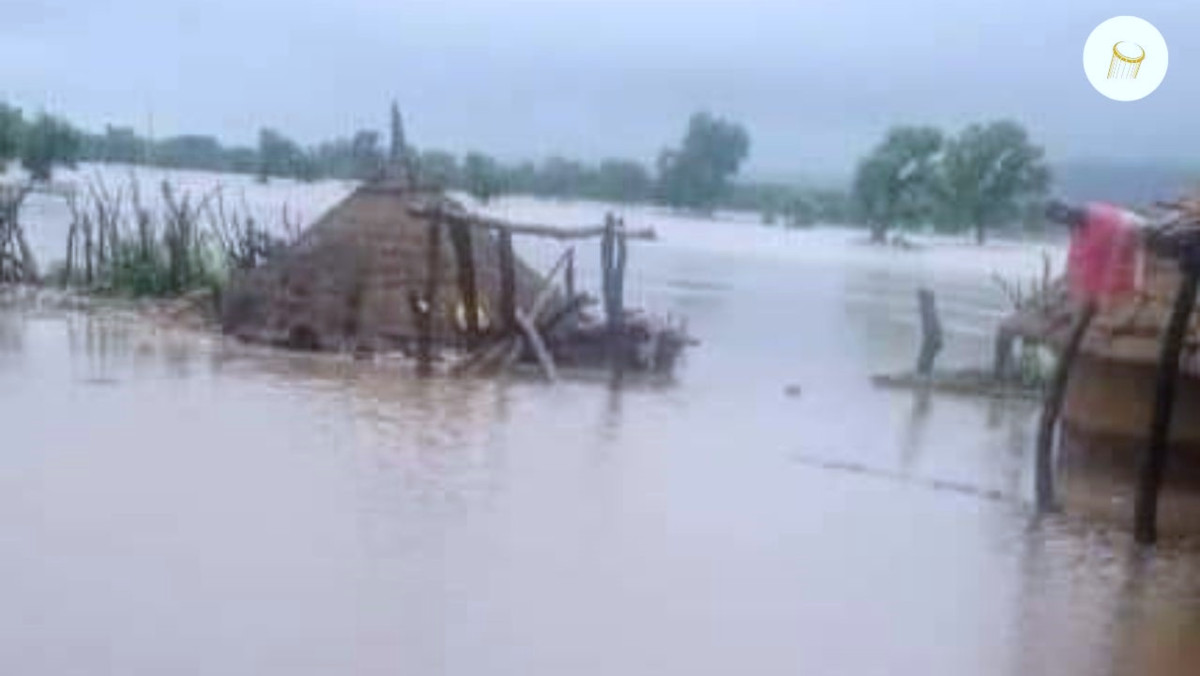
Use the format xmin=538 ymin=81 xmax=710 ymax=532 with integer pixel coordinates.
xmin=916 ymin=288 xmax=943 ymax=377
xmin=1034 ymin=300 xmax=1096 ymax=512
xmin=601 ymin=214 xmax=627 ymax=376
xmin=993 ymin=325 xmax=1016 ymax=381
xmin=448 ymin=219 xmax=480 ymax=347
xmin=417 ymin=213 xmax=443 ymax=376
xmin=407 ymin=205 xmax=656 ymax=241
xmin=498 ymin=228 xmax=516 ymax=334
xmin=1135 ymin=258 xmax=1200 ymax=544
xmin=565 ymin=246 xmax=576 ymax=300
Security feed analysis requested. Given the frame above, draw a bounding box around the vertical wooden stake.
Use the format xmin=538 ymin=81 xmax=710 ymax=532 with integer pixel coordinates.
xmin=498 ymin=228 xmax=516 ymax=334
xmin=916 ymin=288 xmax=943 ymax=376
xmin=417 ymin=214 xmax=443 ymax=376
xmin=1135 ymin=261 xmax=1200 ymax=544
xmin=1035 ymin=300 xmax=1096 ymax=512
xmin=448 ymin=219 xmax=480 ymax=347
xmin=601 ymin=214 xmax=627 ymax=377
xmin=565 ymin=246 xmax=576 ymax=300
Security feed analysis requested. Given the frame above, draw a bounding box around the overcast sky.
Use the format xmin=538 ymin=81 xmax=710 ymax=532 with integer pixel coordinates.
xmin=0 ymin=0 xmax=1196 ymax=180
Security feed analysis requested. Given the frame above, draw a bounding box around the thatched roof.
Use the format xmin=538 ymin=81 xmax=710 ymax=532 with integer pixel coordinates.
xmin=220 ymin=182 xmax=546 ymax=352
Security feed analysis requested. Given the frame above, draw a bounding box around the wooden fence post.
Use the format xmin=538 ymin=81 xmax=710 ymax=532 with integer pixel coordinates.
xmin=498 ymin=228 xmax=516 ymax=334
xmin=601 ymin=214 xmax=627 ymax=377
xmin=916 ymin=288 xmax=943 ymax=376
xmin=1135 ymin=257 xmax=1200 ymax=544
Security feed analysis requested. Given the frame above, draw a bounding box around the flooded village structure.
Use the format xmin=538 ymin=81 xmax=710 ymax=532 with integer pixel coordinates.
xmin=9 ymin=107 xmax=1200 ymax=546
xmin=220 ymin=174 xmax=689 ymax=378
xmin=1001 ymin=199 xmax=1200 ymax=542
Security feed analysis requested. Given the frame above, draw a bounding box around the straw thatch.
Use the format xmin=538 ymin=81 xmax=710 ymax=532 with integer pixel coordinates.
xmin=220 ymin=182 xmax=546 ymax=352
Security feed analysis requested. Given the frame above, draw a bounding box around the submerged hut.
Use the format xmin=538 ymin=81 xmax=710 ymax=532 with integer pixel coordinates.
xmin=221 ymin=181 xmax=544 ymax=353
xmin=220 ymin=178 xmax=689 ymax=376
xmin=1002 ymin=202 xmax=1200 ymax=537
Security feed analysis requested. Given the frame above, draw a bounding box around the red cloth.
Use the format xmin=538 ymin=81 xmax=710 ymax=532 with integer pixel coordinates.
xmin=1066 ymin=202 xmax=1140 ymax=301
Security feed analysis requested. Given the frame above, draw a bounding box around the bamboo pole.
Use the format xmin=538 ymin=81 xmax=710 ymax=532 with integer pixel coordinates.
xmin=1134 ymin=259 xmax=1200 ymax=544
xmin=1034 ymin=300 xmax=1096 ymax=512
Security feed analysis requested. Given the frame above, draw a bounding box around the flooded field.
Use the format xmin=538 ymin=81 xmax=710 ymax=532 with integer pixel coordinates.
xmin=4 ymin=168 xmax=1200 ymax=675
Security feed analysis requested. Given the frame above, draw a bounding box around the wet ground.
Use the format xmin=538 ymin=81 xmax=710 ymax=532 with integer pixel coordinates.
xmin=4 ymin=175 xmax=1200 ymax=675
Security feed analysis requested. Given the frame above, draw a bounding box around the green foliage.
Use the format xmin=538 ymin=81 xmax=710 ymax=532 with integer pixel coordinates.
xmin=20 ymin=112 xmax=81 ymax=181
xmin=727 ymin=182 xmax=851 ymax=227
xmin=257 ymin=128 xmax=307 ymax=182
xmin=417 ymin=149 xmax=460 ymax=188
xmin=657 ymin=112 xmax=750 ymax=211
xmin=595 ymin=159 xmax=652 ymax=203
xmin=463 ymin=152 xmax=504 ymax=203
xmin=156 ymin=135 xmax=225 ymax=171
xmin=0 ymin=103 xmax=24 ymax=170
xmin=851 ymin=126 xmax=944 ymax=242
xmin=349 ymin=130 xmax=384 ymax=180
xmin=936 ymin=120 xmax=1050 ymax=243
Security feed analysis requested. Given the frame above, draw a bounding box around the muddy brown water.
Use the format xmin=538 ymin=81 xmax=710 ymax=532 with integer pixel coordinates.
xmin=4 ymin=185 xmax=1200 ymax=675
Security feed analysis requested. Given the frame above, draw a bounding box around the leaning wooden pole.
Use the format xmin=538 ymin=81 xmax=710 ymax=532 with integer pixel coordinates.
xmin=1134 ymin=259 xmax=1200 ymax=544
xmin=1035 ymin=300 xmax=1096 ymax=512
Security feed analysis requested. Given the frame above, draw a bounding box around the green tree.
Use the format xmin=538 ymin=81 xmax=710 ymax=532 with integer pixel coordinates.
xmin=463 ymin=152 xmax=503 ymax=203
xmin=350 ymin=130 xmax=384 ymax=181
xmin=936 ymin=120 xmax=1050 ymax=244
xmin=595 ymin=159 xmax=652 ymax=203
xmin=156 ymin=135 xmax=224 ymax=171
xmin=257 ymin=128 xmax=304 ymax=181
xmin=657 ymin=112 xmax=750 ymax=211
xmin=0 ymin=103 xmax=23 ymax=171
xmin=418 ymin=149 xmax=459 ymax=188
xmin=20 ymin=112 xmax=81 ymax=181
xmin=101 ymin=125 xmax=144 ymax=164
xmin=851 ymin=126 xmax=944 ymax=243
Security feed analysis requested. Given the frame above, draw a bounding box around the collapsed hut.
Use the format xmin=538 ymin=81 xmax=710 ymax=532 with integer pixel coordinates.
xmin=220 ymin=178 xmax=690 ymax=377
xmin=1001 ymin=199 xmax=1200 ymax=539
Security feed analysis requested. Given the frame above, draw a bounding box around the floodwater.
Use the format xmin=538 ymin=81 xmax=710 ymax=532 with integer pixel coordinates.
xmin=4 ymin=169 xmax=1200 ymax=675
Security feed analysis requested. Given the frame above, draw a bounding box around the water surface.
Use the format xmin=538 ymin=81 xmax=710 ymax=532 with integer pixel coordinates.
xmin=4 ymin=180 xmax=1200 ymax=675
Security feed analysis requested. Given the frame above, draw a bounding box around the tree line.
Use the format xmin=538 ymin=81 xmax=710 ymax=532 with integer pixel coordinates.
xmin=0 ymin=102 xmax=853 ymax=224
xmin=0 ymin=100 xmax=1051 ymax=242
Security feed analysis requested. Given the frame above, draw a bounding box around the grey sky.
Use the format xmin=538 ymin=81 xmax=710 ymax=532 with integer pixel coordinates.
xmin=0 ymin=0 xmax=1196 ymax=180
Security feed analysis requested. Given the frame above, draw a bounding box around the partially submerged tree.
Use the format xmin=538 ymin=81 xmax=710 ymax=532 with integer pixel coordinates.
xmin=657 ymin=112 xmax=750 ymax=211
xmin=936 ymin=120 xmax=1049 ymax=244
xmin=851 ymin=126 xmax=943 ymax=243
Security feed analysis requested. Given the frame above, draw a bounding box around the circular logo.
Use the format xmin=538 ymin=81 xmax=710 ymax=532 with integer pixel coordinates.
xmin=1083 ymin=16 xmax=1168 ymax=101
